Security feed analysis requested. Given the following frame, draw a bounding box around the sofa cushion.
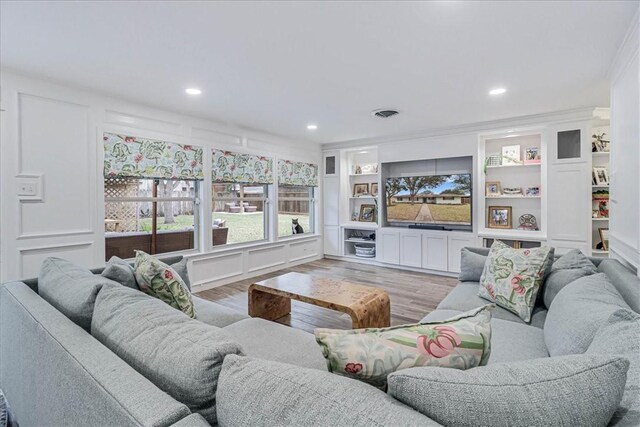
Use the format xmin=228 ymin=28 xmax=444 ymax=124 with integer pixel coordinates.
xmin=134 ymin=251 xmax=195 ymax=318
xmin=223 ymin=317 xmax=326 ymax=370
xmin=101 ymin=256 xmax=137 ymax=289
xmin=38 ymin=257 xmax=120 ymax=331
xmin=437 ymin=282 xmax=548 ymax=328
xmin=170 ymin=258 xmax=191 ymax=291
xmin=488 ymin=318 xmax=549 ymax=364
xmin=587 ymin=309 xmax=640 ymax=427
xmin=315 ymin=305 xmax=493 ymax=389
xmin=91 ymin=285 xmax=243 ymax=425
xmin=458 ymin=248 xmax=487 ymax=282
xmin=597 ymin=259 xmax=640 ymax=313
xmin=388 ymin=354 xmax=629 ymax=427
xmin=192 ymin=296 xmax=249 ymax=328
xmin=216 ymin=355 xmax=437 ymax=427
xmin=478 ymin=241 xmax=554 ymax=322
xmin=543 ymin=249 xmax=597 ymax=309
xmin=544 ymin=273 xmax=631 ymax=356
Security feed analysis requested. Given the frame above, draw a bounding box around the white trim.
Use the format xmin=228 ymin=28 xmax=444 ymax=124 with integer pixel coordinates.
xmin=607 ymin=8 xmax=640 ymax=82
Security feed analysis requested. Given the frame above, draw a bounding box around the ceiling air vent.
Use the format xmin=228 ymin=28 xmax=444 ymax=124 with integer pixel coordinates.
xmin=372 ymin=109 xmax=399 ymax=119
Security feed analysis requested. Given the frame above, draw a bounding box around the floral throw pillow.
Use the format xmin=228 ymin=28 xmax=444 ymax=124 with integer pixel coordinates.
xmin=314 ymin=305 xmax=493 ymax=389
xmin=134 ymin=251 xmax=196 ymax=318
xmin=478 ymin=240 xmax=553 ymax=323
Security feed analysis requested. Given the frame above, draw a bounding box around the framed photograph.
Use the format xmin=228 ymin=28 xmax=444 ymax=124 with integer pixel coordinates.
xmin=593 ymin=167 xmax=609 ymax=186
xmin=598 ymin=228 xmax=609 ymax=251
xmin=485 ymin=181 xmax=502 ymax=197
xmin=524 ymin=147 xmax=541 ymax=164
xmin=359 ymin=204 xmax=376 ymax=222
xmin=525 ymin=186 xmax=540 ymax=197
xmin=488 ymin=206 xmax=512 ymax=229
xmin=371 ymin=183 xmax=379 ymax=196
xmin=360 ymin=164 xmax=377 ymax=174
xmin=353 ymin=183 xmax=369 ymax=197
xmin=501 ymin=145 xmax=521 ymax=165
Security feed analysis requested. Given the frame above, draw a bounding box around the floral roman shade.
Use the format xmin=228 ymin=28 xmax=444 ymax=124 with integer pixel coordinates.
xmin=211 ymin=149 xmax=274 ymax=184
xmin=277 ymin=159 xmax=319 ymax=187
xmin=103 ymin=133 xmax=204 ymax=180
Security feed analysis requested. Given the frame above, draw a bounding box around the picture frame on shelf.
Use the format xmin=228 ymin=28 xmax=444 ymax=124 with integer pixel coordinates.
xmin=593 ymin=167 xmax=609 ymax=186
xmin=360 ymin=164 xmax=377 ymax=174
xmin=485 ymin=181 xmax=502 ymax=197
xmin=524 ymin=147 xmax=541 ymax=164
xmin=371 ymin=183 xmax=378 ymax=196
xmin=598 ymin=228 xmax=609 ymax=251
xmin=488 ymin=206 xmax=512 ymax=229
xmin=592 ymin=132 xmax=610 ymax=153
xmin=359 ymin=204 xmax=376 ymax=222
xmin=353 ymin=183 xmax=369 ymax=197
xmin=501 ymin=145 xmax=521 ymax=165
xmin=525 ymin=186 xmax=540 ymax=197
xmin=354 ymin=165 xmax=362 ymax=175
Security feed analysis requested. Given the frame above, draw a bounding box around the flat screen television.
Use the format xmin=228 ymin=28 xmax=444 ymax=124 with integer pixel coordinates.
xmin=385 ymin=174 xmax=472 ymax=227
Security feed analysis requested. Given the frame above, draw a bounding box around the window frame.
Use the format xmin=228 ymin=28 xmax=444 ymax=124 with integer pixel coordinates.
xmin=277 ymin=185 xmax=315 ymax=239
xmin=211 ymin=182 xmax=270 ymax=246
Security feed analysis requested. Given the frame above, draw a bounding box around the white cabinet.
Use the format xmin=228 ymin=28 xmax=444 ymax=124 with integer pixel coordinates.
xmin=379 ymin=229 xmax=400 ymax=265
xmin=447 ymin=234 xmax=477 ymax=273
xmin=323 ymin=177 xmax=340 ymax=226
xmin=422 ymin=233 xmax=448 ymax=271
xmin=323 ymin=226 xmax=340 ymax=256
xmin=400 ymin=233 xmax=422 ymax=268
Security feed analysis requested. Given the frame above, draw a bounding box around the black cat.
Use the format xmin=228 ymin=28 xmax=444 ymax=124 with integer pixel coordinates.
xmin=291 ymin=218 xmax=304 ymax=234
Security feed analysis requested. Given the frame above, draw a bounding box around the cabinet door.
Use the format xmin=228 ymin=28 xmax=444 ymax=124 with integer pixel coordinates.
xmin=447 ymin=234 xmax=477 ymax=273
xmin=323 ymin=177 xmax=339 ymax=226
xmin=400 ymin=233 xmax=422 ymax=268
xmin=422 ymin=234 xmax=448 ymax=271
xmin=379 ymin=231 xmax=400 ymax=265
xmin=323 ymin=226 xmax=340 ymax=256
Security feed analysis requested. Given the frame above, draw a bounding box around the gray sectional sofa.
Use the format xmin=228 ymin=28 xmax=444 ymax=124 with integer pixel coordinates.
xmin=0 ymin=249 xmax=638 ymax=426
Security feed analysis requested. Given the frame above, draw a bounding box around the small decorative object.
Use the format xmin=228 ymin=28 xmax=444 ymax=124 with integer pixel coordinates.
xmin=598 ymin=200 xmax=609 ymax=218
xmin=517 ymin=214 xmax=539 ymax=231
xmin=371 ymin=183 xmax=379 ymax=196
xmin=501 ymin=145 xmax=521 ymax=165
xmin=488 ymin=206 xmax=512 ymax=229
xmin=524 ymin=147 xmax=541 ymax=164
xmin=354 ymin=165 xmax=362 ymax=175
xmin=592 ymin=132 xmax=610 ymax=152
xmin=593 ymin=167 xmax=609 ymax=186
xmin=525 ymin=186 xmax=540 ymax=197
xmin=484 ymin=154 xmax=501 ymax=173
xmin=592 ymin=189 xmax=609 ymax=200
xmin=592 ymin=210 xmax=599 ymax=218
xmin=353 ymin=183 xmax=369 ymax=197
xmin=359 ymin=204 xmax=376 ymax=222
xmin=351 ymin=211 xmax=359 ymax=221
xmin=485 ymin=181 xmax=502 ymax=197
xmin=360 ymin=164 xmax=377 ymax=174
xmin=502 ymin=187 xmax=523 ymax=195
xmin=598 ymin=228 xmax=609 ymax=251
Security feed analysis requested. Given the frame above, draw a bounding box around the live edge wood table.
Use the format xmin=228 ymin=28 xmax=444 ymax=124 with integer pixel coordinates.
xmin=248 ymin=272 xmax=390 ymax=329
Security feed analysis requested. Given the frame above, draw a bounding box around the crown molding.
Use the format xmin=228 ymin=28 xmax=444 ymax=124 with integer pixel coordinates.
xmin=322 ymin=107 xmax=597 ymax=150
xmin=608 ymin=8 xmax=639 ymax=82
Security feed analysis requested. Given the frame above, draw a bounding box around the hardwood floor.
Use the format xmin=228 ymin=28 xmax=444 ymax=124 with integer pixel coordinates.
xmin=196 ymin=258 xmax=458 ymax=334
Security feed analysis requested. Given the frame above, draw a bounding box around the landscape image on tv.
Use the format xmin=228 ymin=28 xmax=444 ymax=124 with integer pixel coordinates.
xmin=385 ymin=174 xmax=471 ymax=225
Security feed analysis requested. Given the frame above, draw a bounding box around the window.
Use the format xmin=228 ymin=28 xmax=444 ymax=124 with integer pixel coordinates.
xmin=104 ymin=178 xmax=199 ymax=261
xmin=212 ymin=183 xmax=268 ymax=245
xmin=278 ymin=186 xmax=314 ymax=237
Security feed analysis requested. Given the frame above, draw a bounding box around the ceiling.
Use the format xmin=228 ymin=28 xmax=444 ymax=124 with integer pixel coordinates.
xmin=1 ymin=1 xmax=637 ymax=145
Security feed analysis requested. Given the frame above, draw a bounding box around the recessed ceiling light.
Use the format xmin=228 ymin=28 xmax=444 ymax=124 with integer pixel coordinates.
xmin=489 ymin=88 xmax=507 ymax=95
xmin=185 ymin=88 xmax=202 ymax=95
xmin=359 ymin=151 xmax=369 ymax=154
xmin=307 ymin=124 xmax=318 ymax=130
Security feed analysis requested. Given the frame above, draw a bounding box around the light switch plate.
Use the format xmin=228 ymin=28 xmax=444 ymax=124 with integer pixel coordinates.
xmin=16 ymin=174 xmax=43 ymax=201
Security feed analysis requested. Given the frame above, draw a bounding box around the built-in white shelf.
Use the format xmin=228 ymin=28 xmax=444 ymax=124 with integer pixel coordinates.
xmin=592 ymin=185 xmax=609 ymax=188
xmin=486 ymin=163 xmax=541 ymax=169
xmin=349 ymin=173 xmax=379 ymax=177
xmin=345 ymin=238 xmax=376 ymax=244
xmin=592 ymin=152 xmax=610 ymax=157
xmin=478 ymin=229 xmax=547 ymax=241
xmin=592 ymin=218 xmax=609 ymax=221
xmin=341 ymin=222 xmax=378 ymax=229
xmin=485 ymin=195 xmax=541 ymax=199
xmin=592 ymin=249 xmax=609 ymax=255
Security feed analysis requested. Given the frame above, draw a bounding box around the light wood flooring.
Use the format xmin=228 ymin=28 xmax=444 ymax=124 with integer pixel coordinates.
xmin=196 ymin=258 xmax=457 ymax=333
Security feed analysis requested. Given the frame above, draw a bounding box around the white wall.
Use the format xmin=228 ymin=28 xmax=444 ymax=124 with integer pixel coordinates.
xmin=609 ymin=11 xmax=640 ymax=272
xmin=0 ymin=72 xmax=323 ymax=289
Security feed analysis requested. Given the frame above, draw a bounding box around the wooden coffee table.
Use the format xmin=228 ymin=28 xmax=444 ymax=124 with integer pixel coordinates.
xmin=248 ymin=272 xmax=390 ymax=329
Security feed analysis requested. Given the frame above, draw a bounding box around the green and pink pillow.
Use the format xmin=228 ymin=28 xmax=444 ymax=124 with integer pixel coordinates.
xmin=479 ymin=240 xmax=553 ymax=322
xmin=314 ymin=305 xmax=493 ymax=389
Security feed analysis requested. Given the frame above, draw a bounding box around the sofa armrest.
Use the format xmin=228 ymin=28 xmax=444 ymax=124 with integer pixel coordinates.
xmin=171 ymin=413 xmax=211 ymax=427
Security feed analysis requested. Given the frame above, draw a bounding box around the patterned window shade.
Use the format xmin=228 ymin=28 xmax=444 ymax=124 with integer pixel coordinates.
xmin=211 ymin=149 xmax=274 ymax=184
xmin=277 ymin=159 xmax=319 ymax=187
xmin=103 ymin=133 xmax=204 ymax=180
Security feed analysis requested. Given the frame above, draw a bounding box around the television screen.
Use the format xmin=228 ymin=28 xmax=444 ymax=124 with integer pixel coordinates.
xmin=385 ymin=174 xmax=471 ymax=226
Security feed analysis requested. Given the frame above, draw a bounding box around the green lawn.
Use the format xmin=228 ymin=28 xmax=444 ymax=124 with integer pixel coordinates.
xmin=386 ymin=204 xmax=422 ymax=220
xmin=139 ymin=212 xmax=311 ymax=245
xmin=429 ymin=204 xmax=471 ymax=223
